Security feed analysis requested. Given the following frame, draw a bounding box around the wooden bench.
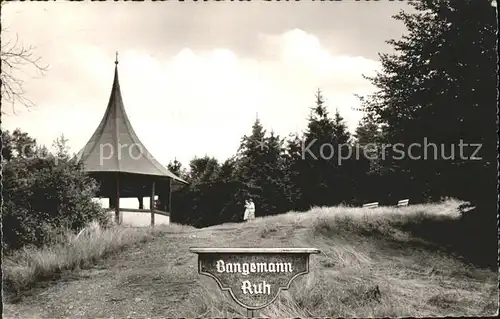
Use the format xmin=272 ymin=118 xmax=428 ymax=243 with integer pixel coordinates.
xmin=362 ymin=202 xmax=379 ymax=209
xmin=397 ymin=199 xmax=409 ymax=207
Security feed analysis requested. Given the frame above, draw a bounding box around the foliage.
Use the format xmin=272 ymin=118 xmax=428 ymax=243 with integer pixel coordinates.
xmin=233 ymin=118 xmax=290 ymax=216
xmin=361 ymin=0 xmax=497 ymax=203
xmin=4 ymin=0 xmax=494 ymax=273
xmin=186 ymin=156 xmax=221 ymax=184
xmin=354 ymin=113 xmax=381 ymax=147
xmin=167 ymin=158 xmax=188 ymax=180
xmin=2 ymin=130 xmax=108 ymax=251
xmin=283 ymin=133 xmax=308 ymax=210
xmin=166 ymin=1 xmax=496 ymax=269
xmin=171 ymin=181 xmax=260 ymax=227
xmin=357 ymin=0 xmax=497 ymax=266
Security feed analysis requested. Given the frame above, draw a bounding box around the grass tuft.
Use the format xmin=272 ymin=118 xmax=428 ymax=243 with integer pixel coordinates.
xmin=2 ymin=199 xmax=497 ymax=317
xmin=2 ymin=223 xmax=193 ymax=302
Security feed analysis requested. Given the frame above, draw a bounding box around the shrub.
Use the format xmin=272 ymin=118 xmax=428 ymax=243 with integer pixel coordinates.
xmin=2 ymin=130 xmax=107 ymax=251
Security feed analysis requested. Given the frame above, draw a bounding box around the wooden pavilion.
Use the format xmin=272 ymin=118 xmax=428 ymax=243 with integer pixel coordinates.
xmin=77 ymin=54 xmax=187 ymax=225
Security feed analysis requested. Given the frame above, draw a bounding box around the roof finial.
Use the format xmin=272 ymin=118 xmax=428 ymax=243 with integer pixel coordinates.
xmin=115 ymin=51 xmax=119 ymax=65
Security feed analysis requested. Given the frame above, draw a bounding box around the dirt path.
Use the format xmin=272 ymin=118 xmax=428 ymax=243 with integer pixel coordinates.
xmin=3 ymin=230 xmax=215 ymax=319
xmin=3 ymin=224 xmax=304 ymax=319
xmin=5 ymin=220 xmax=495 ymax=318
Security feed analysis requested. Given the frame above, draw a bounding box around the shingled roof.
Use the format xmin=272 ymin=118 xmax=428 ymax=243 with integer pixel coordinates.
xmin=77 ymin=57 xmax=186 ymax=183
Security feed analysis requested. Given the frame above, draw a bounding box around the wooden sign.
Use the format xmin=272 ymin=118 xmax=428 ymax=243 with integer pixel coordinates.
xmin=190 ymin=247 xmax=320 ymax=312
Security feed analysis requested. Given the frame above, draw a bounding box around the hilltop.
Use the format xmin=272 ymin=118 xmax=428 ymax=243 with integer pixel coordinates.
xmin=3 ymin=199 xmax=498 ymax=318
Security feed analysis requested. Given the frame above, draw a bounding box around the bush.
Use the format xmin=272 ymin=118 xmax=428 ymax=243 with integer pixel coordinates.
xmin=2 ymin=130 xmax=107 ymax=251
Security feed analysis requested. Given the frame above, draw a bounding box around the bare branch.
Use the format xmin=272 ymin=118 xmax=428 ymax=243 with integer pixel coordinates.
xmin=1 ymin=30 xmax=49 ymax=115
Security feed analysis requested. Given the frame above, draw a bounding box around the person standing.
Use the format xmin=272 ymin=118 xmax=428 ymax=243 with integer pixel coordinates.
xmin=243 ymin=199 xmax=250 ymax=221
xmin=247 ymin=198 xmax=255 ymax=220
xmin=243 ymin=198 xmax=256 ymax=222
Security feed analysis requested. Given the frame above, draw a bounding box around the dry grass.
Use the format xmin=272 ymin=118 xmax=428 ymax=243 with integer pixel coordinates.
xmin=175 ymin=199 xmax=498 ymax=317
xmin=2 ymin=222 xmax=194 ymax=300
xmin=3 ymin=199 xmax=498 ymax=317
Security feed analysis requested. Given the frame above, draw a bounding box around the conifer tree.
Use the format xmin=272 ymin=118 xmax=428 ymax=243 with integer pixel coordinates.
xmin=332 ymin=109 xmax=351 ymax=147
xmin=362 ymin=0 xmax=497 ymax=204
xmin=283 ymin=132 xmax=307 ymax=210
xmin=360 ymin=0 xmax=496 ymax=266
xmin=261 ymin=130 xmax=289 ymax=215
xmin=301 ymin=89 xmax=338 ymax=206
xmin=353 ymin=113 xmax=384 ymax=177
xmin=234 ymin=118 xmax=267 ymax=185
xmin=354 ymin=113 xmax=380 ymax=146
xmin=233 ymin=119 xmax=288 ymax=216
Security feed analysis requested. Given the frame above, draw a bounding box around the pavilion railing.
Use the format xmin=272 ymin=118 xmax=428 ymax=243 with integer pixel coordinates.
xmin=106 ymin=208 xmax=170 ymax=226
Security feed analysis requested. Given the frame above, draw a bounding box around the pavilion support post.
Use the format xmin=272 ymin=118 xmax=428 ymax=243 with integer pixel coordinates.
xmin=150 ymin=181 xmax=156 ymax=227
xmin=115 ymin=173 xmax=120 ymax=225
xmin=138 ymin=197 xmax=144 ymax=209
xmin=158 ymin=187 xmax=166 ymax=212
xmin=168 ymin=178 xmax=172 ymax=214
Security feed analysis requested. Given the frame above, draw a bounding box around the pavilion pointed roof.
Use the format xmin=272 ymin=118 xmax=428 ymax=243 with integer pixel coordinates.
xmin=77 ymin=56 xmax=186 ymax=183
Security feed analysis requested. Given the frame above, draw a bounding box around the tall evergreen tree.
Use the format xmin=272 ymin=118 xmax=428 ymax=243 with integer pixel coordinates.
xmin=304 ymin=90 xmax=335 ymax=150
xmin=301 ymin=89 xmax=338 ymax=206
xmin=283 ymin=132 xmax=308 ymax=210
xmin=234 ymin=118 xmax=267 ymax=186
xmin=331 ymin=109 xmax=358 ymax=204
xmin=233 ymin=119 xmax=288 ymax=216
xmin=261 ymin=130 xmax=289 ymax=214
xmin=362 ymin=0 xmax=497 ymax=204
xmin=353 ymin=113 xmax=385 ymax=178
xmin=332 ymin=109 xmax=351 ymax=146
xmin=354 ymin=113 xmax=380 ymax=146
xmin=361 ymin=0 xmax=497 ymax=266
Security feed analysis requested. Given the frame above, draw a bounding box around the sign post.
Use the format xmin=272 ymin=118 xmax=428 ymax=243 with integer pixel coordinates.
xmin=190 ymin=247 xmax=320 ymax=317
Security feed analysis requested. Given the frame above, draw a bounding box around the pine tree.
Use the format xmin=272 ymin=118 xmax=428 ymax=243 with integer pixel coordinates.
xmin=301 ymin=89 xmax=338 ymax=206
xmin=353 ymin=113 xmax=385 ymax=177
xmin=234 ymin=118 xmax=267 ymax=185
xmin=330 ymin=109 xmax=357 ymax=203
xmin=332 ymin=109 xmax=351 ymax=147
xmin=283 ymin=132 xmax=307 ymax=210
xmin=361 ymin=0 xmax=496 ymax=266
xmin=304 ymin=90 xmax=335 ymax=152
xmin=261 ymin=130 xmax=289 ymax=215
xmin=354 ymin=113 xmax=380 ymax=146
xmin=363 ymin=0 xmax=496 ymax=203
xmin=233 ymin=119 xmax=288 ymax=216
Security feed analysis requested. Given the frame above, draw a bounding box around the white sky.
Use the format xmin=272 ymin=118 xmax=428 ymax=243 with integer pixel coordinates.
xmin=2 ymin=1 xmax=411 ymax=167
xmin=1 ymin=1 xmax=411 ymax=224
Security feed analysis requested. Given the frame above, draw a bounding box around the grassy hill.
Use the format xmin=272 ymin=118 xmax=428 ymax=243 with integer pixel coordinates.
xmin=3 ymin=199 xmax=498 ymax=318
